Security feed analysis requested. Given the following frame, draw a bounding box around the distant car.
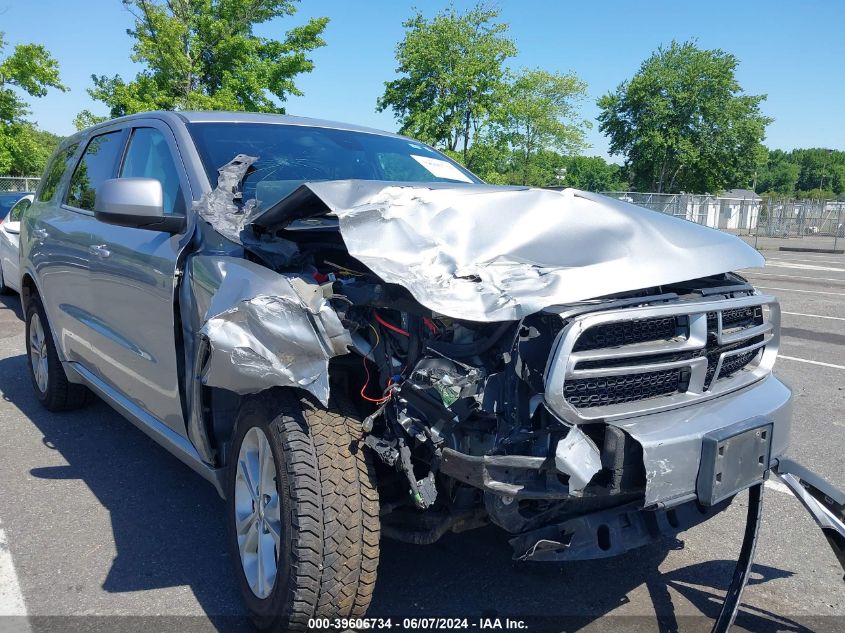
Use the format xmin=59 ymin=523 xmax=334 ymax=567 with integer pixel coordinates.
xmin=0 ymin=192 xmax=33 ymax=294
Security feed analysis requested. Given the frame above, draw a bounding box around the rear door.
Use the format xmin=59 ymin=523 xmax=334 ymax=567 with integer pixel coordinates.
xmin=86 ymin=119 xmax=193 ymax=433
xmin=31 ymin=130 xmax=126 ymax=368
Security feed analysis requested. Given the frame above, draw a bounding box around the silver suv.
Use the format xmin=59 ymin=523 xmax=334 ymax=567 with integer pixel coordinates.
xmin=20 ymin=111 xmax=796 ymax=629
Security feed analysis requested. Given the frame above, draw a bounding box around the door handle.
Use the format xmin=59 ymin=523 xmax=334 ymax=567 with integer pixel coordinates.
xmin=88 ymin=244 xmax=111 ymax=258
xmin=33 ymin=228 xmax=48 ymax=239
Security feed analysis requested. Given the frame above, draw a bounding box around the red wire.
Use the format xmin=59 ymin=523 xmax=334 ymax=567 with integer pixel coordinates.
xmin=374 ymin=311 xmax=410 ymax=337
xmin=423 ymin=317 xmax=438 ymax=334
xmin=360 ymin=356 xmax=393 ymax=404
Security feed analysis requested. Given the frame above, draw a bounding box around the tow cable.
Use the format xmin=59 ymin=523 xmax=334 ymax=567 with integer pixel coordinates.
xmin=711 ymin=460 xmax=845 ymax=633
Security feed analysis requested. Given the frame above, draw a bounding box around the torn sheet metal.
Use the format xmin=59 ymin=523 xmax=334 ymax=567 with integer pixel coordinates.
xmin=189 ymin=256 xmax=351 ymax=404
xmin=195 ymin=154 xmax=258 ymax=243
xmin=554 ymin=426 xmax=602 ymax=493
xmin=249 ymin=180 xmax=765 ymax=322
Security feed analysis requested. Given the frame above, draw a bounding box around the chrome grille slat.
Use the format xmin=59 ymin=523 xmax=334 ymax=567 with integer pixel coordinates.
xmin=544 ymin=294 xmax=780 ymax=423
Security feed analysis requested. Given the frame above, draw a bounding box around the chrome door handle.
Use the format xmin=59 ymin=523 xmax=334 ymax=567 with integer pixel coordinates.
xmin=88 ymin=244 xmax=111 ymax=258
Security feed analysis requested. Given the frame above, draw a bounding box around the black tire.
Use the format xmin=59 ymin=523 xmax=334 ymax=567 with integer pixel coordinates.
xmin=226 ymin=389 xmax=381 ymax=632
xmin=25 ymin=294 xmax=92 ymax=411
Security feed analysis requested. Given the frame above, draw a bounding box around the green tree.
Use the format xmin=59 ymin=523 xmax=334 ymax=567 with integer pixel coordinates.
xmin=597 ymin=40 xmax=771 ymax=193
xmin=493 ymin=69 xmax=588 ymax=185
xmin=0 ymin=32 xmax=66 ymax=174
xmin=84 ymin=0 xmax=328 ymax=119
xmin=792 ymin=148 xmax=845 ymax=194
xmin=756 ymin=149 xmax=799 ymax=194
xmin=559 ymin=155 xmax=628 ymax=191
xmin=377 ymin=4 xmax=516 ymax=162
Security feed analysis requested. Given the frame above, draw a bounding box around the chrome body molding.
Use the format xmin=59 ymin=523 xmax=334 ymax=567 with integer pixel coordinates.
xmin=544 ymin=293 xmax=781 ymax=424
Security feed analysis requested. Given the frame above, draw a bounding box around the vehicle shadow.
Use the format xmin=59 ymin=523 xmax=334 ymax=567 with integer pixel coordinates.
xmin=0 ymin=290 xmax=808 ymax=633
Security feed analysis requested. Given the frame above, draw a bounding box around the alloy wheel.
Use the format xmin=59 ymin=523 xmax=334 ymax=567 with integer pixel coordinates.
xmin=29 ymin=312 xmax=49 ymax=394
xmin=234 ymin=426 xmax=282 ymax=599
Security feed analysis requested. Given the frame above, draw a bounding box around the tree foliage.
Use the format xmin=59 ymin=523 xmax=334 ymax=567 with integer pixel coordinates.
xmin=84 ymin=0 xmax=328 ymax=119
xmin=493 ymin=69 xmax=588 ymax=185
xmin=597 ymin=40 xmax=771 ymax=194
xmin=378 ymin=5 xmax=588 ymax=184
xmin=377 ymin=4 xmax=516 ymax=161
xmin=0 ymin=32 xmax=66 ymax=175
xmin=757 ymin=147 xmax=845 ymax=198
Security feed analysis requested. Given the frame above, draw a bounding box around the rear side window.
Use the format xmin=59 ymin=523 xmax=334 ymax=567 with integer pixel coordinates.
xmin=66 ymin=132 xmax=124 ymax=211
xmin=120 ymin=127 xmax=185 ymax=215
xmin=37 ymin=143 xmax=79 ymax=202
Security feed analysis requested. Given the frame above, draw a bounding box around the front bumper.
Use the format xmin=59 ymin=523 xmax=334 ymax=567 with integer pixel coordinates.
xmin=608 ymin=374 xmax=792 ymax=508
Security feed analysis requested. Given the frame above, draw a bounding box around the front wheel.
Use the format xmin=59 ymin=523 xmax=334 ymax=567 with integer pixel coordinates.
xmin=226 ymin=390 xmax=380 ymax=631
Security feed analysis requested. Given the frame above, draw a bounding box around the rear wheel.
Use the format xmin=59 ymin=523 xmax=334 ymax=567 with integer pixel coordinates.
xmin=226 ymin=390 xmax=381 ymax=631
xmin=25 ymin=294 xmax=92 ymax=411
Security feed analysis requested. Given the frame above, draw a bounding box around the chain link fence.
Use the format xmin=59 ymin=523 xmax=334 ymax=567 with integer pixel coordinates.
xmin=0 ymin=176 xmax=40 ymax=193
xmin=602 ymin=191 xmax=844 ymax=253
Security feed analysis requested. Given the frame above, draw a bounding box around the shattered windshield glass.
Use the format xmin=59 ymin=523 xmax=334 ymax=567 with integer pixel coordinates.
xmin=187 ymin=122 xmax=481 ymax=207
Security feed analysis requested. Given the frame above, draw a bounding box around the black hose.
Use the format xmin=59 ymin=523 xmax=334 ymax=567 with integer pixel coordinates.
xmin=426 ymin=321 xmax=513 ymax=358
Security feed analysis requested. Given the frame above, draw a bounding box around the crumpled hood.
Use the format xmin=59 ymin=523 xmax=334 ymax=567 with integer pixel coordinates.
xmin=247 ymin=180 xmax=764 ymax=322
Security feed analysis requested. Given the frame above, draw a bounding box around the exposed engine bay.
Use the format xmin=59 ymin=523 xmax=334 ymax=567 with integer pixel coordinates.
xmin=238 ymin=215 xmax=772 ymax=550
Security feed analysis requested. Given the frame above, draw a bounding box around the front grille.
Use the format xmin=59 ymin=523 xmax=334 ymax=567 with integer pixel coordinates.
xmin=718 ymin=346 xmax=762 ymax=379
xmin=703 ymin=335 xmax=765 ymax=388
xmin=546 ymin=295 xmax=779 ymax=422
xmin=564 ymin=368 xmax=683 ymax=408
xmin=573 ymin=316 xmax=678 ymax=351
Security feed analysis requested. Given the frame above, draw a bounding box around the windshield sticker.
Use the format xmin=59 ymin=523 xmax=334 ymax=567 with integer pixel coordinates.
xmin=410 ymin=155 xmax=473 ymax=183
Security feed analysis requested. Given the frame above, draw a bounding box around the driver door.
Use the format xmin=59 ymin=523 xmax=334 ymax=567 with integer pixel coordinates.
xmin=86 ymin=119 xmax=193 ymax=433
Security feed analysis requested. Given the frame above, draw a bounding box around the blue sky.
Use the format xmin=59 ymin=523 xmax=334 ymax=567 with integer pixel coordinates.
xmin=2 ymin=0 xmax=844 ymax=160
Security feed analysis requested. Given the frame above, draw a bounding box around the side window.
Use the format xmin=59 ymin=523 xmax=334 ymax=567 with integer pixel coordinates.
xmin=66 ymin=132 xmax=124 ymax=211
xmin=10 ymin=198 xmax=32 ymax=222
xmin=37 ymin=143 xmax=79 ymax=203
xmin=120 ymin=127 xmax=185 ymax=215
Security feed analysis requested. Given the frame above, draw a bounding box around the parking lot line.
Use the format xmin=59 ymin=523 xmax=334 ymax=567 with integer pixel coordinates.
xmin=765 ymin=260 xmax=845 ymax=272
xmin=754 ymin=285 xmax=845 ymax=297
xmin=0 ymin=520 xmax=28 ymax=618
xmin=779 ymin=355 xmax=845 ymax=370
xmin=746 ymin=272 xmax=845 ymax=283
xmin=781 ymin=311 xmax=845 ymax=321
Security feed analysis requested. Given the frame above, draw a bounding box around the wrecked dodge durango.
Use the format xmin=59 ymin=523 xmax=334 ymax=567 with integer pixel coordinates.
xmin=22 ymin=111 xmax=820 ymax=631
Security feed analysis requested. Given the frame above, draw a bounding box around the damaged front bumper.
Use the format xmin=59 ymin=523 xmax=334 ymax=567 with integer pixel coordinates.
xmin=442 ymin=374 xmax=792 ymax=562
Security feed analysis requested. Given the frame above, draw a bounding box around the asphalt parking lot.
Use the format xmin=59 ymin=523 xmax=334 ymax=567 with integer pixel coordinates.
xmin=0 ymin=247 xmax=842 ymax=633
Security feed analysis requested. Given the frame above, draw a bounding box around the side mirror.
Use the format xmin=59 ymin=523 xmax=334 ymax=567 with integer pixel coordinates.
xmin=3 ymin=221 xmax=20 ymax=235
xmin=94 ymin=178 xmax=185 ymax=234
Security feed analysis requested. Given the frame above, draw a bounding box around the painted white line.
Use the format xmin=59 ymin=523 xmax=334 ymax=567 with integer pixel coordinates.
xmin=745 ymin=272 xmax=845 ymax=283
xmin=754 ymin=285 xmax=845 ymax=297
xmin=772 ymin=253 xmax=845 ymax=264
xmin=767 ymin=254 xmax=845 ymax=264
xmin=765 ymin=479 xmax=793 ymax=496
xmin=782 ymin=311 xmax=845 ymax=321
xmin=764 ymin=260 xmax=845 ymax=273
xmin=779 ymin=355 xmax=845 ymax=370
xmin=0 ymin=521 xmax=28 ymax=619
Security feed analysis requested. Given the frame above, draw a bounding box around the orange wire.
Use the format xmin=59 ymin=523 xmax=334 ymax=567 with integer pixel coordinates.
xmin=360 ymin=324 xmax=393 ymax=404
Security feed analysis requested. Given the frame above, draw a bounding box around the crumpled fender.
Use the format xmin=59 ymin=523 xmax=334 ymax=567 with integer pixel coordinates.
xmin=188 ymin=255 xmax=351 ymax=405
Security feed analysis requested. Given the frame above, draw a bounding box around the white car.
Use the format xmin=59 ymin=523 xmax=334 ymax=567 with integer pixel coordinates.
xmin=0 ymin=193 xmax=33 ymax=294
